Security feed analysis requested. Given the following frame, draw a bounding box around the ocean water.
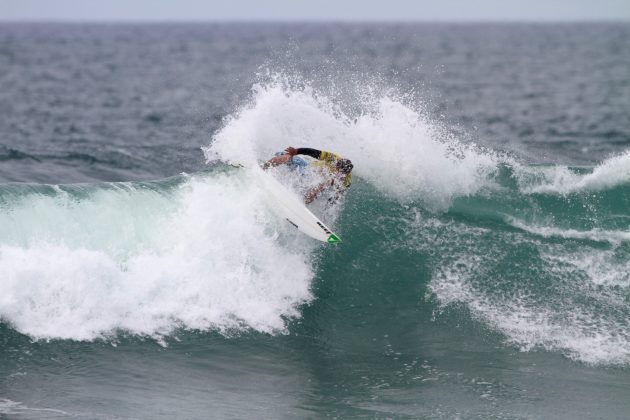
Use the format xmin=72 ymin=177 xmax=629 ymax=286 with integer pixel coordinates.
xmin=1 ymin=23 xmax=630 ymax=419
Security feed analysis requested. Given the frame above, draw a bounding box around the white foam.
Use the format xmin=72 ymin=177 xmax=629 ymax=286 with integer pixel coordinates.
xmin=516 ymin=150 xmax=630 ymax=194
xmin=506 ymin=217 xmax=630 ymax=245
xmin=541 ymin=247 xmax=630 ymax=288
xmin=0 ymin=173 xmax=315 ymax=341
xmin=0 ymin=398 xmax=70 ymax=416
xmin=204 ymin=76 xmax=501 ymax=210
xmin=0 ymin=399 xmax=21 ymax=414
xmin=429 ymin=248 xmax=630 ymax=366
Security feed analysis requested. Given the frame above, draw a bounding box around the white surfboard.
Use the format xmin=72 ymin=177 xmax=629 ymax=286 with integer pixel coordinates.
xmin=256 ymin=167 xmax=341 ymax=244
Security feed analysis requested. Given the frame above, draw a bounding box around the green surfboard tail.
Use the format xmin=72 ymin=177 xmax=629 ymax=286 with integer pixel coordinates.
xmin=327 ymin=233 xmax=341 ymax=244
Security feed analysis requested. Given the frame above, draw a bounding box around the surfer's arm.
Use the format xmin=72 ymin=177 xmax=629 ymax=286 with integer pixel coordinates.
xmin=286 ymin=147 xmax=338 ymax=161
xmin=263 ymin=147 xmax=321 ymax=169
xmin=262 ymin=153 xmax=291 ymax=169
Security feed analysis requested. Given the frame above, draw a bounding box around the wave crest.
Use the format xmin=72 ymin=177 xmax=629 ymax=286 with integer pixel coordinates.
xmin=204 ymin=76 xmax=501 ymax=210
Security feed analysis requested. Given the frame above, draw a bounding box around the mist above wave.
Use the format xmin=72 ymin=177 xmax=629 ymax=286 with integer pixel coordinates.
xmin=204 ymin=75 xmax=501 ymax=210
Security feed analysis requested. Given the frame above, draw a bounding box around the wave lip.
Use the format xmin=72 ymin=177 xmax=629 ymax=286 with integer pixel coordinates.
xmin=0 ymin=147 xmax=41 ymax=162
xmin=204 ymin=75 xmax=501 ymax=211
xmin=516 ymin=150 xmax=630 ymax=194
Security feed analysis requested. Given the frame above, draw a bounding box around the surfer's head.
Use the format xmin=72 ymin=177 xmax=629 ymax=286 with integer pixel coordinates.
xmin=336 ymin=159 xmax=353 ymax=174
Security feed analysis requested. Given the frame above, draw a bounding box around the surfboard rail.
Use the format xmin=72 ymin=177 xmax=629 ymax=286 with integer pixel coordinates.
xmin=256 ymin=167 xmax=341 ymax=243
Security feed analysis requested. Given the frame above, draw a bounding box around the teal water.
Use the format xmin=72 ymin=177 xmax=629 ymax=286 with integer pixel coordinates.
xmin=1 ymin=23 xmax=630 ymax=418
xmin=1 ymin=162 xmax=630 ymax=418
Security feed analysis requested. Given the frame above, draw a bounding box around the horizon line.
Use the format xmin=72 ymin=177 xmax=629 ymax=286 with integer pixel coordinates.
xmin=1 ymin=18 xmax=629 ymax=24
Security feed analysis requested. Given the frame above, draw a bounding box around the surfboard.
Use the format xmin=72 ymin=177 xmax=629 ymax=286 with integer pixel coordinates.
xmin=256 ymin=167 xmax=341 ymax=244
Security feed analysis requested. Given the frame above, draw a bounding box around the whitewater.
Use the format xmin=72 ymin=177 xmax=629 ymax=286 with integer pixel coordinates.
xmin=0 ymin=78 xmax=629 ymax=370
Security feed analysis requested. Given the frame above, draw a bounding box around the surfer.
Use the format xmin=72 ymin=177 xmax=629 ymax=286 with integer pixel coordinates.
xmin=263 ymin=147 xmax=353 ymax=204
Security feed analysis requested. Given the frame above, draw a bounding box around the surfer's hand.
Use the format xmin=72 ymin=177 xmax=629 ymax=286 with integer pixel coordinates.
xmin=285 ymin=147 xmax=297 ymax=156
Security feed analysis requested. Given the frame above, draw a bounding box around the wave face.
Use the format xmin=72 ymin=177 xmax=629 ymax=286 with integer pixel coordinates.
xmin=2 ymin=79 xmax=630 ymax=367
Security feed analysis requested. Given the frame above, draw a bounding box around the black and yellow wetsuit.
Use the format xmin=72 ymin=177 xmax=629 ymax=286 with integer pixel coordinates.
xmin=294 ymin=148 xmax=352 ymax=188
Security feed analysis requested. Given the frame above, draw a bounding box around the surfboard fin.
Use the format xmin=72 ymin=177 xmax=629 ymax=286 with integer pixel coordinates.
xmin=327 ymin=233 xmax=341 ymax=244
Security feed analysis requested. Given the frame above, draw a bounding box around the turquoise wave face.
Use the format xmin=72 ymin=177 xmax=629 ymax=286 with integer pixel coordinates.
xmin=322 ymin=170 xmax=630 ymax=366
xmin=0 ymin=156 xmax=628 ymax=366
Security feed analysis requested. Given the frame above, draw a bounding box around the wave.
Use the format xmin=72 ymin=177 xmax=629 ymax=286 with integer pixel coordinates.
xmin=430 ymin=267 xmax=630 ymax=365
xmin=0 ymin=146 xmax=41 ymax=162
xmin=1 ymin=76 xmax=629 ymax=367
xmin=515 ymin=150 xmax=630 ymax=194
xmin=425 ymin=218 xmax=630 ymax=366
xmin=0 ymin=145 xmax=144 ymax=171
xmin=0 ymin=398 xmax=70 ymax=418
xmin=0 ymin=173 xmax=316 ymax=341
xmin=204 ymin=75 xmax=502 ymax=210
xmin=506 ymin=217 xmax=630 ymax=244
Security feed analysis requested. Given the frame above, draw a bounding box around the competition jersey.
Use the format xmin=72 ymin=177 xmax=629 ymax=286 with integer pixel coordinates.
xmin=296 ymin=148 xmax=352 ymax=188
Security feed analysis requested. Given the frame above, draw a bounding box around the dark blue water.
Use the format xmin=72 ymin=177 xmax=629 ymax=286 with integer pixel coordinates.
xmin=1 ymin=23 xmax=629 ymax=419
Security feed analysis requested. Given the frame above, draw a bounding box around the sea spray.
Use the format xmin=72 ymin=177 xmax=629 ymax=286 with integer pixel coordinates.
xmin=515 ymin=150 xmax=630 ymax=194
xmin=0 ymin=173 xmax=314 ymax=341
xmin=204 ymin=76 xmax=501 ymax=210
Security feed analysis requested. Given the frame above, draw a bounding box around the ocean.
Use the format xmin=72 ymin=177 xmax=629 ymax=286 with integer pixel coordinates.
xmin=0 ymin=22 xmax=629 ymax=419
